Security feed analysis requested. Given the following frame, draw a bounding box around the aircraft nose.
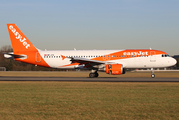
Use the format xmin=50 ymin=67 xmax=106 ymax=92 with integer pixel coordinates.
xmin=171 ymin=58 xmax=177 ymax=66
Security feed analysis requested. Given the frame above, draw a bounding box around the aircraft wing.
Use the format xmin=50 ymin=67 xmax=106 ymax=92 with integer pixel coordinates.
xmin=60 ymin=54 xmax=117 ymax=68
xmin=70 ymin=57 xmax=106 ymax=65
xmin=67 ymin=57 xmax=125 ymax=69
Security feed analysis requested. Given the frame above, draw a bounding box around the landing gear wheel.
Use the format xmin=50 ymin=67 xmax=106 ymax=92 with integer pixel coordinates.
xmin=95 ymin=72 xmax=99 ymax=77
xmin=89 ymin=72 xmax=99 ymax=78
xmin=89 ymin=73 xmax=95 ymax=78
xmin=151 ymin=74 xmax=155 ymax=78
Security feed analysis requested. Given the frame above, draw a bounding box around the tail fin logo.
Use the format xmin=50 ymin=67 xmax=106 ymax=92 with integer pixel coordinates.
xmin=9 ymin=25 xmax=30 ymax=49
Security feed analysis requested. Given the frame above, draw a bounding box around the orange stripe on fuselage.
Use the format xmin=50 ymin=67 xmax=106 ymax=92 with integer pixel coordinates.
xmin=60 ymin=63 xmax=79 ymax=67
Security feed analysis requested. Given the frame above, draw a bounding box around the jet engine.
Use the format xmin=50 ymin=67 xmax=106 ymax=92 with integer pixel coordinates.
xmin=106 ymin=64 xmax=125 ymax=75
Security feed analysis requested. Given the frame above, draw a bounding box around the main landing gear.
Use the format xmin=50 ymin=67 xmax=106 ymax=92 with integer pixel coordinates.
xmin=89 ymin=71 xmax=99 ymax=78
xmin=151 ymin=68 xmax=155 ymax=78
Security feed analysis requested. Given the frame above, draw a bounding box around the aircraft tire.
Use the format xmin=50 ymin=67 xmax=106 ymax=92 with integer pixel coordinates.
xmin=95 ymin=72 xmax=99 ymax=77
xmin=151 ymin=74 xmax=155 ymax=78
xmin=89 ymin=73 xmax=95 ymax=78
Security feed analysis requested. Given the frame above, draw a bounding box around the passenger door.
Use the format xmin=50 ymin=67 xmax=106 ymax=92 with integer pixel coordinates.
xmin=150 ymin=51 xmax=156 ymax=62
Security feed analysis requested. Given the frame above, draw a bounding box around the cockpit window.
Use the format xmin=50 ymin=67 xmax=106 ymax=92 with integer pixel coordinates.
xmin=162 ymin=54 xmax=170 ymax=57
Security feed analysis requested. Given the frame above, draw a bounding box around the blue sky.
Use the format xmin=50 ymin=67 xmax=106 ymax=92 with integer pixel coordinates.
xmin=0 ymin=0 xmax=179 ymax=55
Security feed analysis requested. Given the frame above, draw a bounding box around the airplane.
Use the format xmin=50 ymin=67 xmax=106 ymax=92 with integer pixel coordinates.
xmin=4 ymin=24 xmax=177 ymax=78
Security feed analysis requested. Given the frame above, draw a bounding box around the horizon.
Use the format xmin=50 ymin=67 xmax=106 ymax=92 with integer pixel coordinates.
xmin=1 ymin=0 xmax=179 ymax=55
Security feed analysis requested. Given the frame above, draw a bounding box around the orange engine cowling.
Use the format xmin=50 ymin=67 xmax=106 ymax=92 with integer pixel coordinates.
xmin=106 ymin=64 xmax=125 ymax=75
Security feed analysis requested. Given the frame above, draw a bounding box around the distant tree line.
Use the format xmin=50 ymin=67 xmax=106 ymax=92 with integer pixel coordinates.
xmin=0 ymin=45 xmax=178 ymax=71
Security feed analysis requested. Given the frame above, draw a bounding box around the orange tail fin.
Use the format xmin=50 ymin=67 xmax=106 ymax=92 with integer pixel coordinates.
xmin=7 ymin=24 xmax=37 ymax=53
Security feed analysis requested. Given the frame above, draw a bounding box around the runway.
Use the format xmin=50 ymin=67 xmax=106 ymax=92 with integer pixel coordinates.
xmin=0 ymin=77 xmax=178 ymax=82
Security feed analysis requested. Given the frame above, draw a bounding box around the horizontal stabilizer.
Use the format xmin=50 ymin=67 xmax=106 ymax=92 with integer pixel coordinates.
xmin=4 ymin=52 xmax=27 ymax=59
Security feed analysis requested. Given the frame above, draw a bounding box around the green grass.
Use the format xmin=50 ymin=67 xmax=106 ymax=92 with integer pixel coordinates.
xmin=0 ymin=82 xmax=178 ymax=120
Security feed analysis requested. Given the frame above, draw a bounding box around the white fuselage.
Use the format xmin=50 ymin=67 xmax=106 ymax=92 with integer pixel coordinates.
xmin=37 ymin=50 xmax=176 ymax=69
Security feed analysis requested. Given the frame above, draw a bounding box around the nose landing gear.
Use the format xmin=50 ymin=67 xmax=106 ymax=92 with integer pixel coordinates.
xmin=151 ymin=74 xmax=155 ymax=78
xmin=151 ymin=68 xmax=155 ymax=78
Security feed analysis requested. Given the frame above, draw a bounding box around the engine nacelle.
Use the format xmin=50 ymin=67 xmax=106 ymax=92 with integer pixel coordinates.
xmin=106 ymin=64 xmax=125 ymax=75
